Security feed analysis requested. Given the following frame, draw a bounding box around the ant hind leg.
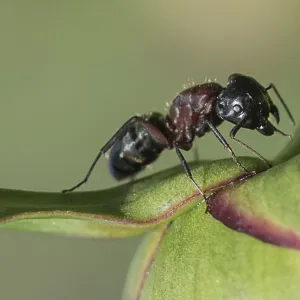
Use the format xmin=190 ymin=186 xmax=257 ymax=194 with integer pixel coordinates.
xmin=62 ymin=116 xmax=146 ymax=193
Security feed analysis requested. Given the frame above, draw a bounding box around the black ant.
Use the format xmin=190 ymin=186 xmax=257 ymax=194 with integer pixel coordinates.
xmin=62 ymin=73 xmax=295 ymax=200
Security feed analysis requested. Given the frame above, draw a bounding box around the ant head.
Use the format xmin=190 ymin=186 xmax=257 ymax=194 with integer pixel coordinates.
xmin=215 ymin=87 xmax=254 ymax=128
xmin=216 ymin=73 xmax=272 ymax=131
xmin=226 ymin=73 xmax=250 ymax=86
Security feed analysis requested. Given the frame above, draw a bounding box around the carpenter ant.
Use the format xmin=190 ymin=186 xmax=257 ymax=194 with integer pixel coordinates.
xmin=62 ymin=73 xmax=295 ymax=199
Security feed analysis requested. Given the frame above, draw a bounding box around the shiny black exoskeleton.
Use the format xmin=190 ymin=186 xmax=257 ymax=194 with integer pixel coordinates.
xmin=62 ymin=73 xmax=295 ymax=199
xmin=108 ymin=112 xmax=170 ymax=180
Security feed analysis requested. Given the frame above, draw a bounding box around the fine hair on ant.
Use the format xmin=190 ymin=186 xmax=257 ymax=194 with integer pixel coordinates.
xmin=62 ymin=73 xmax=295 ymax=201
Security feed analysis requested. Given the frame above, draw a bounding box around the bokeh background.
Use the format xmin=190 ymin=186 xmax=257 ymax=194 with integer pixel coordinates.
xmin=0 ymin=1 xmax=299 ymax=299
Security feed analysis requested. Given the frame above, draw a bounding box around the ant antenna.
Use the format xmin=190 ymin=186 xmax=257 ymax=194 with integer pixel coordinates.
xmin=266 ymin=83 xmax=296 ymax=126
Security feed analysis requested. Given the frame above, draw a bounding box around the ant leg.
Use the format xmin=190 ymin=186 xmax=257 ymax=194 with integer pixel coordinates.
xmin=174 ymin=143 xmax=207 ymax=202
xmin=266 ymin=83 xmax=296 ymax=126
xmin=230 ymin=123 xmax=272 ymax=169
xmin=205 ymin=120 xmax=249 ymax=173
xmin=274 ymin=127 xmax=293 ymax=139
xmin=62 ymin=116 xmax=145 ymax=193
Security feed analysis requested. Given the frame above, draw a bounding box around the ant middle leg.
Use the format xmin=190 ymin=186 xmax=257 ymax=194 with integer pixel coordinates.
xmin=62 ymin=116 xmax=146 ymax=193
xmin=174 ymin=143 xmax=207 ymax=202
xmin=205 ymin=120 xmax=250 ymax=173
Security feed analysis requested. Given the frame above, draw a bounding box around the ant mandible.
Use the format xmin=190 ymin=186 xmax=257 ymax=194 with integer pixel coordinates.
xmin=62 ymin=73 xmax=295 ymax=200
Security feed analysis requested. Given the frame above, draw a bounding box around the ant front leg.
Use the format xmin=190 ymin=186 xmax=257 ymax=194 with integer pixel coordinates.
xmin=173 ymin=143 xmax=207 ymax=202
xmin=205 ymin=120 xmax=249 ymax=173
xmin=229 ymin=119 xmax=272 ymax=169
xmin=62 ymin=116 xmax=145 ymax=193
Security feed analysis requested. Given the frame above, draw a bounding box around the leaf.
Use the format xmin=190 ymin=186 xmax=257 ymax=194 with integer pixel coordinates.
xmin=126 ymin=154 xmax=300 ymax=300
xmin=0 ymin=157 xmax=264 ymax=237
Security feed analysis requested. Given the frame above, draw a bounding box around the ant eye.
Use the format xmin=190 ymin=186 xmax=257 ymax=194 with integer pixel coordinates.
xmin=233 ymin=104 xmax=243 ymax=114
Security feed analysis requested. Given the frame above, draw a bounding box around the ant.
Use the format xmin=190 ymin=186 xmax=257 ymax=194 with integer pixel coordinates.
xmin=62 ymin=73 xmax=295 ymax=200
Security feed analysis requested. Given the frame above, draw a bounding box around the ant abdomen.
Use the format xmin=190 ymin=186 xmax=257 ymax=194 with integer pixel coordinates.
xmin=108 ymin=113 xmax=169 ymax=180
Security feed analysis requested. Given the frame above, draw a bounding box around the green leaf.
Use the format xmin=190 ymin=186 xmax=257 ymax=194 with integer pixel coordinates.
xmin=0 ymin=157 xmax=263 ymax=237
xmin=127 ymin=154 xmax=300 ymax=300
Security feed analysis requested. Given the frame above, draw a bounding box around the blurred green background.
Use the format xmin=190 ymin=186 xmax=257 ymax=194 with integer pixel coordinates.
xmin=0 ymin=1 xmax=299 ymax=299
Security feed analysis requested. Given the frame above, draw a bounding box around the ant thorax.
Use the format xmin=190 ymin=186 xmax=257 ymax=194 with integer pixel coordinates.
xmin=166 ymin=82 xmax=224 ymax=150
